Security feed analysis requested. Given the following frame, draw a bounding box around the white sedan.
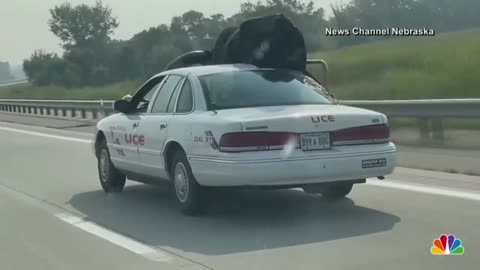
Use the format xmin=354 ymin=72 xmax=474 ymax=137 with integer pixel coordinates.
xmin=93 ymin=64 xmax=397 ymax=215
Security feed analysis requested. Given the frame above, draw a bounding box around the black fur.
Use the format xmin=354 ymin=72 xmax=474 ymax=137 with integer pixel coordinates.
xmin=165 ymin=14 xmax=307 ymax=72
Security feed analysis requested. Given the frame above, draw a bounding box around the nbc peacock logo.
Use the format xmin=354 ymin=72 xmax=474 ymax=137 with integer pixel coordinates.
xmin=430 ymin=234 xmax=465 ymax=255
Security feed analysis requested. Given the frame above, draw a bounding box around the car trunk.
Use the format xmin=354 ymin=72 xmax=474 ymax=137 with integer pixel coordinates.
xmin=215 ymin=104 xmax=386 ymax=133
xmin=214 ymin=104 xmax=390 ymax=152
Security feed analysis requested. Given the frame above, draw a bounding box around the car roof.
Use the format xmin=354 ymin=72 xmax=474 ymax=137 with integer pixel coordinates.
xmin=153 ymin=64 xmax=270 ymax=78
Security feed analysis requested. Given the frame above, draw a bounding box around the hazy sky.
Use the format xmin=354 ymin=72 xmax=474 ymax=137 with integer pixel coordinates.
xmin=0 ymin=0 xmax=342 ymax=65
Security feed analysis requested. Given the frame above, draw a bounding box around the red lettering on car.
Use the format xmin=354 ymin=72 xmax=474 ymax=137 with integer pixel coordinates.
xmin=124 ymin=133 xmax=145 ymax=145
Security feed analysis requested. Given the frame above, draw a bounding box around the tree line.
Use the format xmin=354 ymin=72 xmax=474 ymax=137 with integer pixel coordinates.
xmin=23 ymin=0 xmax=480 ymax=88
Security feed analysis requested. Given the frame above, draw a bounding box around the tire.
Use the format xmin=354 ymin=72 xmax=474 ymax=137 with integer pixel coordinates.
xmin=320 ymin=183 xmax=353 ymax=200
xmin=97 ymin=139 xmax=126 ymax=193
xmin=170 ymin=150 xmax=207 ymax=216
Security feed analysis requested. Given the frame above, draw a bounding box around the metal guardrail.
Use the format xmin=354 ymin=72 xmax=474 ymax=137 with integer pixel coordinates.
xmin=341 ymin=99 xmax=480 ymax=118
xmin=0 ymin=98 xmax=479 ymax=142
xmin=0 ymin=99 xmax=114 ymax=121
xmin=1 ymin=98 xmax=479 ymax=119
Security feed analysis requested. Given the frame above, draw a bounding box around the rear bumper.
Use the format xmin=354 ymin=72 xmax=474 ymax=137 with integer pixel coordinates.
xmin=188 ymin=143 xmax=397 ymax=187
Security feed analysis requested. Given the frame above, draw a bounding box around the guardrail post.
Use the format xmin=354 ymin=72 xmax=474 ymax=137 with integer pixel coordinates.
xmin=71 ymin=108 xmax=76 ymax=117
xmin=100 ymin=99 xmax=105 ymax=119
xmin=431 ymin=119 xmax=445 ymax=145
xmin=81 ymin=109 xmax=86 ymax=119
xmin=22 ymin=106 xmax=26 ymax=113
xmin=418 ymin=118 xmax=430 ymax=142
xmin=27 ymin=107 xmax=31 ymax=114
xmin=62 ymin=108 xmax=67 ymax=117
xmin=92 ymin=110 xmax=98 ymax=120
xmin=53 ymin=108 xmax=58 ymax=116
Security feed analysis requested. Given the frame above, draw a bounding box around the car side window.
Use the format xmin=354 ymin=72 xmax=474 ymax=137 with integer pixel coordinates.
xmin=151 ymin=75 xmax=182 ymax=113
xmin=130 ymin=76 xmax=165 ymax=113
xmin=176 ymin=79 xmax=193 ymax=113
xmin=166 ymin=78 xmax=185 ymax=113
xmin=136 ymin=86 xmax=158 ymax=112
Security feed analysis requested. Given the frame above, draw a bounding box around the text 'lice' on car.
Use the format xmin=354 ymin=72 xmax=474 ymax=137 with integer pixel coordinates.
xmin=93 ymin=64 xmax=397 ymax=216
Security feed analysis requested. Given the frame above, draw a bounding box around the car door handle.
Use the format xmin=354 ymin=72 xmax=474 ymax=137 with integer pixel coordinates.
xmin=160 ymin=123 xmax=167 ymax=129
xmin=133 ymin=122 xmax=139 ymax=128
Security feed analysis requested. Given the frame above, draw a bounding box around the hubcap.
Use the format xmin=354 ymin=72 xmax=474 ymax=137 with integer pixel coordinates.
xmin=174 ymin=163 xmax=189 ymax=203
xmin=99 ymin=149 xmax=110 ymax=183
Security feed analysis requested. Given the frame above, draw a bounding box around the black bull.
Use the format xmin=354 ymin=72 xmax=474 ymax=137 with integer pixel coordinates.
xmin=165 ymin=14 xmax=307 ymax=72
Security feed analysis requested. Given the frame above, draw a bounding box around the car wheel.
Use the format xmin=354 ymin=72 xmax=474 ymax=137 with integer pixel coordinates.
xmin=320 ymin=183 xmax=353 ymax=200
xmin=170 ymin=150 xmax=207 ymax=216
xmin=97 ymin=139 xmax=126 ymax=193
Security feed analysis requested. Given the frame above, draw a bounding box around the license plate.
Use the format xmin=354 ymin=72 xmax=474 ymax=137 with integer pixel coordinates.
xmin=362 ymin=158 xmax=387 ymax=168
xmin=300 ymin=132 xmax=331 ymax=151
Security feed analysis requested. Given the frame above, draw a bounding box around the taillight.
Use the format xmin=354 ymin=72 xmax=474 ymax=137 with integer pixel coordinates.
xmin=219 ymin=132 xmax=299 ymax=152
xmin=332 ymin=124 xmax=390 ymax=146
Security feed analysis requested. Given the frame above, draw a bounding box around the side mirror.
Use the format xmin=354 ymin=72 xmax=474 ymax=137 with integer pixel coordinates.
xmin=113 ymin=99 xmax=132 ymax=113
xmin=122 ymin=94 xmax=132 ymax=102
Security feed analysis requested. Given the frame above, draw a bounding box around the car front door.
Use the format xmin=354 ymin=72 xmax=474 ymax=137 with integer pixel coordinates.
xmin=110 ymin=76 xmax=166 ymax=173
xmin=134 ymin=75 xmax=184 ymax=180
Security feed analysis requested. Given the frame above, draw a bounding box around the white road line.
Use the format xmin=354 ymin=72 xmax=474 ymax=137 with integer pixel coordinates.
xmin=367 ymin=179 xmax=480 ymax=201
xmin=0 ymin=126 xmax=92 ymax=144
xmin=56 ymin=213 xmax=172 ymax=262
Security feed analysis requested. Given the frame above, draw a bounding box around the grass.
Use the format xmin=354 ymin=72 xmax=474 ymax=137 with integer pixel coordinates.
xmin=0 ymin=80 xmax=139 ymax=100
xmin=308 ymin=28 xmax=480 ymax=100
xmin=1 ymin=29 xmax=479 ymax=103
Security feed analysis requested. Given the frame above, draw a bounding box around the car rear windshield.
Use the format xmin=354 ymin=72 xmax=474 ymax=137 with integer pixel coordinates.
xmin=199 ymin=70 xmax=333 ymax=110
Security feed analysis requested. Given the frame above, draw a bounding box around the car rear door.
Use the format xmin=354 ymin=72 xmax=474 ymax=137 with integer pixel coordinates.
xmin=133 ymin=75 xmax=184 ymax=180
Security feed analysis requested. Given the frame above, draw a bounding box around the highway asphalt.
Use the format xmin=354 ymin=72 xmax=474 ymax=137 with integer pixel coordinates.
xmin=0 ymin=121 xmax=479 ymax=270
xmin=0 ymin=79 xmax=28 ymax=88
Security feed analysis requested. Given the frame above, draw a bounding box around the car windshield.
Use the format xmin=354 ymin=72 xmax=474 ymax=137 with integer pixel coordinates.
xmin=199 ymin=70 xmax=333 ymax=110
